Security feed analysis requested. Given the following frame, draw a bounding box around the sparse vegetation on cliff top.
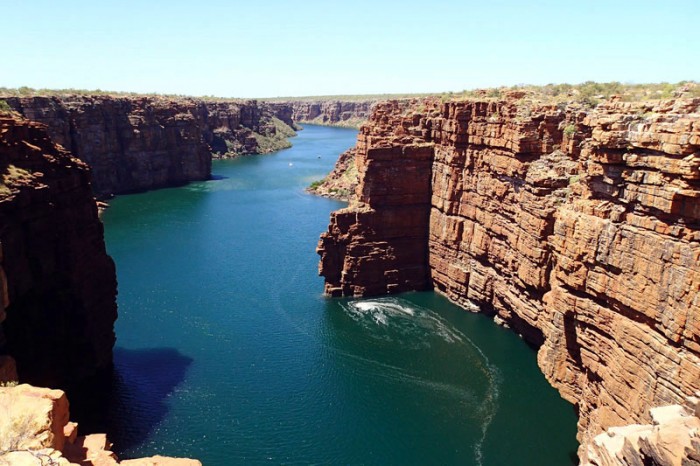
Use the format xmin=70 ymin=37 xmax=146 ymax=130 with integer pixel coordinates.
xmin=0 ymin=100 xmax=12 ymax=114
xmin=263 ymin=81 xmax=700 ymax=105
xmin=0 ymin=86 xmax=251 ymax=103
xmin=458 ymin=81 xmax=700 ymax=106
xmin=2 ymin=81 xmax=697 ymax=106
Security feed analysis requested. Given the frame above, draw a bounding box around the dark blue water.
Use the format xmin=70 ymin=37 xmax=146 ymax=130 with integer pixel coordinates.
xmin=99 ymin=125 xmax=578 ymax=465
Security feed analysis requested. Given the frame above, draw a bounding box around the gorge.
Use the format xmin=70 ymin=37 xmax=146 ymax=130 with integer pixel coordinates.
xmin=93 ymin=125 xmax=578 ymax=465
xmin=1 ymin=90 xmax=698 ymax=465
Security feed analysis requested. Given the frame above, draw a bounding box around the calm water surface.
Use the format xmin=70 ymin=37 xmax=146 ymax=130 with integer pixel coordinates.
xmin=99 ymin=125 xmax=578 ymax=465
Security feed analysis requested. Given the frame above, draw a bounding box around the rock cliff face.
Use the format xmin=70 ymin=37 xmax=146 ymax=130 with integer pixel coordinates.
xmin=0 ymin=114 xmax=117 ymax=387
xmin=0 ymin=383 xmax=201 ymax=465
xmin=283 ymin=100 xmax=375 ymax=128
xmin=3 ymin=96 xmax=297 ymax=197
xmin=317 ymin=97 xmax=700 ymax=462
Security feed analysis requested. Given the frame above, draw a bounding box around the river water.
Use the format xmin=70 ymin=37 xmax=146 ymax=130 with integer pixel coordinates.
xmin=98 ymin=125 xmax=578 ymax=465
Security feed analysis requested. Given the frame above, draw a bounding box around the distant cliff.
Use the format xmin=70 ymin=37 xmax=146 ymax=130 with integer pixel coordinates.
xmin=317 ymin=97 xmax=700 ymax=464
xmin=0 ymin=114 xmax=117 ymax=387
xmin=2 ymin=96 xmax=297 ymax=197
xmin=279 ymin=100 xmax=376 ymax=128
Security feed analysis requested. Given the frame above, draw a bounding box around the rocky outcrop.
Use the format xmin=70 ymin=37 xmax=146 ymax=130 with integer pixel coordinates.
xmin=586 ymin=398 xmax=700 ymax=466
xmin=317 ymin=100 xmax=433 ymax=296
xmin=0 ymin=115 xmax=117 ymax=387
xmin=317 ymin=97 xmax=700 ymax=462
xmin=0 ymin=383 xmax=201 ymax=466
xmin=307 ymin=147 xmax=358 ymax=200
xmin=283 ymin=100 xmax=376 ymax=128
xmin=2 ymin=96 xmax=297 ymax=197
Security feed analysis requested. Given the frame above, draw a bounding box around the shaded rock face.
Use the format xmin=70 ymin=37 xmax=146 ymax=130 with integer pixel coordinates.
xmin=0 ymin=115 xmax=117 ymax=387
xmin=285 ymin=100 xmax=375 ymax=128
xmin=317 ymin=97 xmax=700 ymax=462
xmin=4 ymin=96 xmax=296 ymax=197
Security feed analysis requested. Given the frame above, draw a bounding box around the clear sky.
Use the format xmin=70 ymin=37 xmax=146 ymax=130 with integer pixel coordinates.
xmin=2 ymin=0 xmax=698 ymax=98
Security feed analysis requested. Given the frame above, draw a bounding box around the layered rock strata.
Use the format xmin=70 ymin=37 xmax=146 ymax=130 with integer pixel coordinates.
xmin=317 ymin=97 xmax=700 ymax=462
xmin=2 ymin=96 xmax=297 ymax=197
xmin=0 ymin=115 xmax=117 ymax=387
xmin=283 ymin=100 xmax=375 ymax=128
xmin=317 ymin=101 xmax=434 ymax=296
xmin=0 ymin=383 xmax=201 ymax=466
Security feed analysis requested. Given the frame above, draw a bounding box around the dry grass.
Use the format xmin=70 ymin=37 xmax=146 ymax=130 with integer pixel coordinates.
xmin=1 ymin=82 xmax=697 ymax=107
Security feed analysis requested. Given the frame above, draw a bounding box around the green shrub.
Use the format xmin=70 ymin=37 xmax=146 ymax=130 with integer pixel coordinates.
xmin=309 ymin=179 xmax=325 ymax=190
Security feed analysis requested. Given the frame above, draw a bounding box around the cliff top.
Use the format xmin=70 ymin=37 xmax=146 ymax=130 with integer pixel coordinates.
xmin=0 ymin=87 xmax=261 ymax=105
xmin=3 ymin=81 xmax=698 ymax=106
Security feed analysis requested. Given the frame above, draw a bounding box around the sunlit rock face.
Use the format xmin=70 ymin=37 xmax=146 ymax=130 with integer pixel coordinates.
xmin=4 ymin=96 xmax=298 ymax=197
xmin=0 ymin=383 xmax=202 ymax=465
xmin=317 ymin=96 xmax=700 ymax=463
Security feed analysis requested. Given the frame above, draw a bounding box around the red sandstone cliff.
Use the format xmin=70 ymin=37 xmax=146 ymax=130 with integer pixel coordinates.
xmin=317 ymin=97 xmax=700 ymax=463
xmin=0 ymin=114 xmax=117 ymax=387
xmin=2 ymin=96 xmax=297 ymax=197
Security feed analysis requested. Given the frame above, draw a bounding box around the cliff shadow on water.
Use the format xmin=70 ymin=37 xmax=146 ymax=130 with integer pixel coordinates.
xmin=66 ymin=346 xmax=193 ymax=453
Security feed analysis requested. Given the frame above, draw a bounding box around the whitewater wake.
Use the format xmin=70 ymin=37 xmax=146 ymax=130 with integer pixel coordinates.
xmin=341 ymin=297 xmax=501 ymax=466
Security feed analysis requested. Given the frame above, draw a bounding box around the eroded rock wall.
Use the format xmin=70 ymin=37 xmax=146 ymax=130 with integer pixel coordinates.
xmin=317 ymin=97 xmax=700 ymax=462
xmin=3 ymin=96 xmax=297 ymax=197
xmin=0 ymin=115 xmax=117 ymax=387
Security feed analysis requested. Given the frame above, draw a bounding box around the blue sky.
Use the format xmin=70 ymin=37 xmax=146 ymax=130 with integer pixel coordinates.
xmin=2 ymin=0 xmax=698 ymax=97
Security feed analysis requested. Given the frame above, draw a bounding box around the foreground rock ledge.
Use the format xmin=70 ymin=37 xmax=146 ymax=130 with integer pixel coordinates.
xmin=317 ymin=96 xmax=700 ymax=463
xmin=0 ymin=383 xmax=201 ymax=466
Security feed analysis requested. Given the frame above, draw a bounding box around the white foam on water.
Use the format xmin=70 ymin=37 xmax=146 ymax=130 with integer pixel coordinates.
xmin=342 ymin=296 xmax=501 ymax=466
xmin=270 ymin=289 xmax=501 ymax=466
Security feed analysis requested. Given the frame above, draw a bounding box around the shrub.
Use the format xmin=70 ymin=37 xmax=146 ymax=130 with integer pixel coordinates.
xmin=309 ymin=179 xmax=325 ymax=190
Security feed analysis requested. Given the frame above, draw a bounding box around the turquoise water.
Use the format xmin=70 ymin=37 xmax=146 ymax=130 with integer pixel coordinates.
xmin=97 ymin=125 xmax=578 ymax=465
